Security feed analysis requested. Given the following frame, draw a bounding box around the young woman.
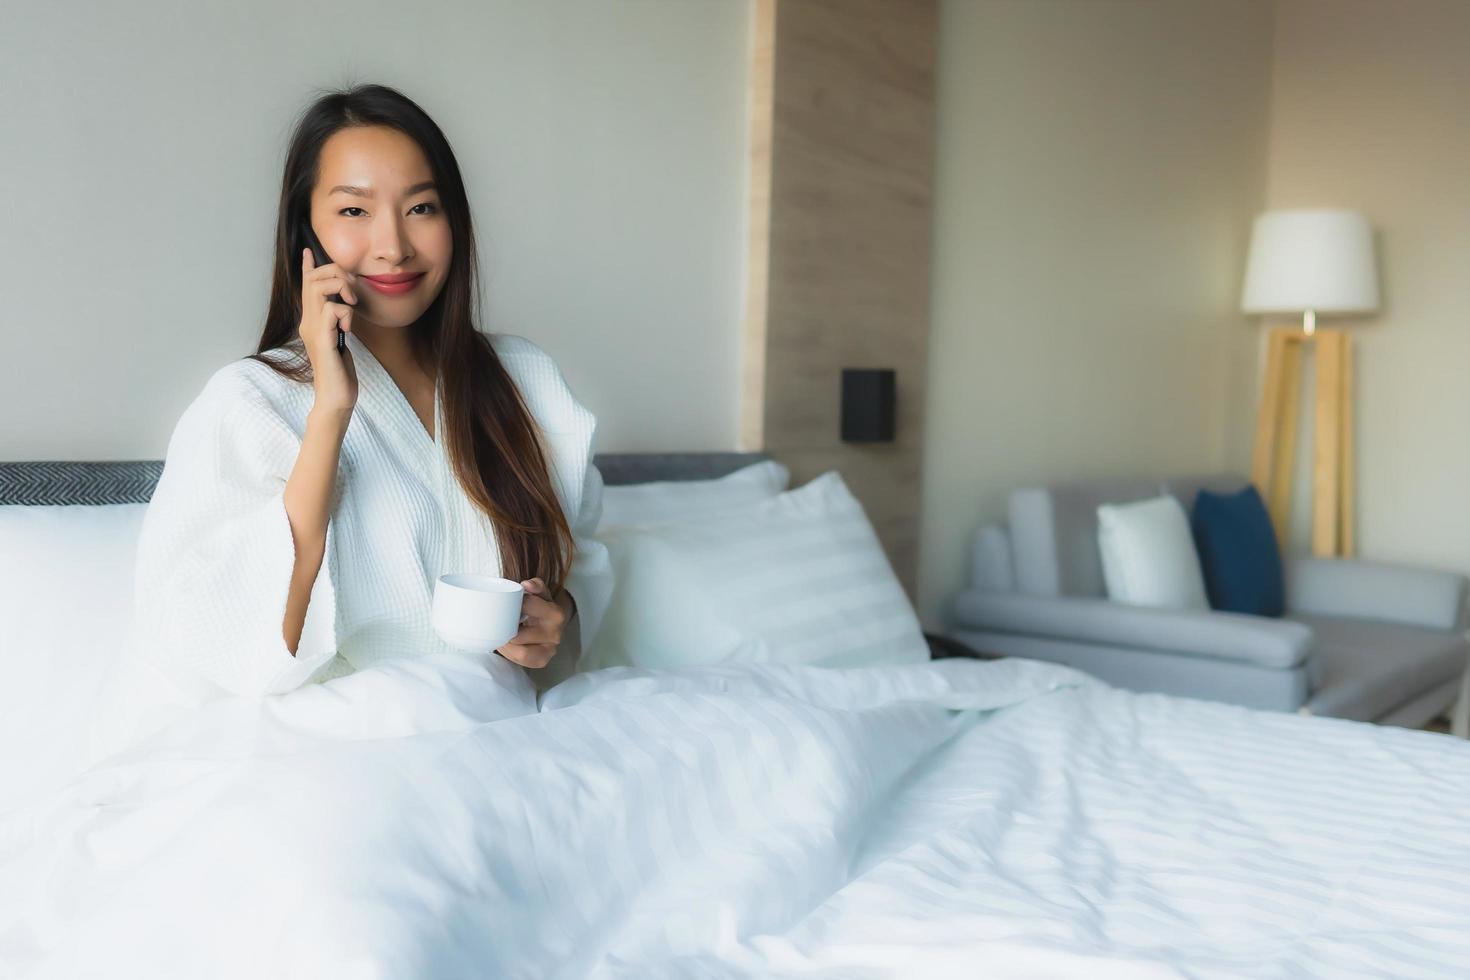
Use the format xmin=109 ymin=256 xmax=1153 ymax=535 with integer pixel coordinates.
xmin=89 ymin=84 xmax=612 ymax=758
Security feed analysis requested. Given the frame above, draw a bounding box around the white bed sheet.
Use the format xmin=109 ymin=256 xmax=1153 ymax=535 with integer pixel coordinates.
xmin=3 ymin=653 xmax=1468 ymax=979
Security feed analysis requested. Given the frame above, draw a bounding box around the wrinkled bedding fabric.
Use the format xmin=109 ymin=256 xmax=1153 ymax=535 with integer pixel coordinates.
xmin=4 ymin=654 xmax=1469 ymax=979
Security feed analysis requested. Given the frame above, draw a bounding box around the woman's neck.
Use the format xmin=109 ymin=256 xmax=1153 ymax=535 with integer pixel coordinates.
xmin=354 ymin=321 xmax=432 ymax=382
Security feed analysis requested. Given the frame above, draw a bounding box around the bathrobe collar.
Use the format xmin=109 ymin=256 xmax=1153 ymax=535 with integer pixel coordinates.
xmin=341 ymin=329 xmax=442 ymax=474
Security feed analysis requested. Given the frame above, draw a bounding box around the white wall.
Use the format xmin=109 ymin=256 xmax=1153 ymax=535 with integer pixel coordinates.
xmin=915 ymin=0 xmax=1276 ymax=628
xmin=0 ymin=0 xmax=749 ymax=458
xmin=1263 ymin=0 xmax=1470 ymax=576
xmin=15 ymin=0 xmax=1459 ymax=627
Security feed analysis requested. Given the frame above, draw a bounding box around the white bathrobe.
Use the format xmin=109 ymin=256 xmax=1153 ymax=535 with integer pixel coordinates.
xmin=88 ymin=329 xmax=613 ymax=762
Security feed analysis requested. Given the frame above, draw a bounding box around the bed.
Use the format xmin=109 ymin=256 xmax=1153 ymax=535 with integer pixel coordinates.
xmin=3 ymin=456 xmax=1470 ymax=979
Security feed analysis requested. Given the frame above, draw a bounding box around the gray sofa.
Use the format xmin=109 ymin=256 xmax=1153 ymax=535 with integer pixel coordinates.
xmin=948 ymin=474 xmax=1469 ymax=732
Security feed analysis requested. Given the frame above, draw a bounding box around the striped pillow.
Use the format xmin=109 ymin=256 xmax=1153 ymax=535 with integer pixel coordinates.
xmin=583 ymin=470 xmax=929 ymax=671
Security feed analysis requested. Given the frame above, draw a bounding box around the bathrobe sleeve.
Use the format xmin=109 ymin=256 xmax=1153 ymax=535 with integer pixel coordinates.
xmin=131 ymin=365 xmax=341 ymax=699
xmin=563 ymin=453 xmax=613 ymax=655
xmin=525 ymin=436 xmax=614 ymax=696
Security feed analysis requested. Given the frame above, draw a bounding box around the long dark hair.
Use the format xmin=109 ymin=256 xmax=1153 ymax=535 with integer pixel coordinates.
xmin=247 ymin=83 xmax=574 ymax=594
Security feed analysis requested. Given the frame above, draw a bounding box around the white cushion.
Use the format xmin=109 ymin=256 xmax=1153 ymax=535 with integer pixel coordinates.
xmin=1096 ymin=494 xmax=1209 ymax=610
xmin=0 ymin=503 xmax=148 ymax=811
xmin=584 ymin=470 xmax=930 ymax=672
xmin=597 ymin=460 xmax=789 ymax=530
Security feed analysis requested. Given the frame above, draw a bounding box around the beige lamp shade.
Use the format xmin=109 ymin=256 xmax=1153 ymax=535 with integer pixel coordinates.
xmin=1240 ymin=208 xmax=1380 ymax=315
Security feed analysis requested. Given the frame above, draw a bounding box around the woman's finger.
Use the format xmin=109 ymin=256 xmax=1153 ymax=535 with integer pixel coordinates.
xmin=311 ymin=274 xmax=357 ymax=305
xmin=518 ymin=593 xmax=561 ymax=623
xmin=334 ymin=304 xmax=353 ymax=334
xmin=526 ymin=644 xmax=557 ymax=668
xmin=304 ymin=258 xmax=354 ymax=282
xmin=303 ymin=257 xmax=358 ymax=299
xmin=507 ymin=618 xmax=557 ymax=646
xmin=499 ymin=642 xmax=555 ymax=669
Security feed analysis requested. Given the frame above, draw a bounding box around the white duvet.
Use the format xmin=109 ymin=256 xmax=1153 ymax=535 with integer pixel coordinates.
xmin=4 ymin=654 xmax=1470 ymax=979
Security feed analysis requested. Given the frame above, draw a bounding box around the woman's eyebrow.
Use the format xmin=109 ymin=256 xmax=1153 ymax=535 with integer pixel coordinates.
xmin=328 ymin=180 xmax=438 ymax=198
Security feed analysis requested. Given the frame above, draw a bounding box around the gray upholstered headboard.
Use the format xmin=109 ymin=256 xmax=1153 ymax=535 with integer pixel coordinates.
xmin=0 ymin=453 xmax=774 ymax=506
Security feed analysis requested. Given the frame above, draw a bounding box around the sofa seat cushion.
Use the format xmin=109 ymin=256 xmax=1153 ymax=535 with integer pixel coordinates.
xmin=1296 ymin=614 xmax=1468 ymax=722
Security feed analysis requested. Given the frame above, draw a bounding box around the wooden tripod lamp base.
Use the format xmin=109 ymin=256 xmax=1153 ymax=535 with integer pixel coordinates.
xmin=1250 ymin=326 xmax=1354 ymax=559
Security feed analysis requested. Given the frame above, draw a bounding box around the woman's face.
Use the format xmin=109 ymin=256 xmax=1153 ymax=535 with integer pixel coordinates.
xmin=309 ymin=125 xmax=452 ymax=333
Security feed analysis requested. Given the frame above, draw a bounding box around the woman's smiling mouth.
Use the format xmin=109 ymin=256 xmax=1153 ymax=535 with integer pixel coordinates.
xmin=362 ymin=272 xmax=426 ymax=296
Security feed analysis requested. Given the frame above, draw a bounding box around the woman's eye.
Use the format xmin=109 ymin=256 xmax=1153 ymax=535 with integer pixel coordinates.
xmin=337 ymin=204 xmax=436 ymax=217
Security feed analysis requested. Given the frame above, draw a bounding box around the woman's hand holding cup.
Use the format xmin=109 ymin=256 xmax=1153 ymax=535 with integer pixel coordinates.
xmin=430 ymin=574 xmax=571 ymax=670
xmin=496 ymin=577 xmax=569 ymax=669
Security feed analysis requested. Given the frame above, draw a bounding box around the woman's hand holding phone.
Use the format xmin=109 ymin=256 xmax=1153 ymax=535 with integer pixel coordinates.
xmin=299 ymin=247 xmax=360 ymax=417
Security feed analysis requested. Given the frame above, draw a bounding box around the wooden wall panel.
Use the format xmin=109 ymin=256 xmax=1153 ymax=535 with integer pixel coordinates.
xmin=742 ymin=0 xmax=938 ymax=595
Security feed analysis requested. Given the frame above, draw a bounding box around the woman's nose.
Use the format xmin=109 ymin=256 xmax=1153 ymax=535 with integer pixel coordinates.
xmin=372 ymin=218 xmax=413 ymax=265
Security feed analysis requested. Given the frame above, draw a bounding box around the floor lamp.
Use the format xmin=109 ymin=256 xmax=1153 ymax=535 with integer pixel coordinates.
xmin=1241 ymin=208 xmax=1380 ymax=559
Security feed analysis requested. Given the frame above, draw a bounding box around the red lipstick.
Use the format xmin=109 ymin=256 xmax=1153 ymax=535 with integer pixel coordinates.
xmin=362 ymin=272 xmax=426 ymax=296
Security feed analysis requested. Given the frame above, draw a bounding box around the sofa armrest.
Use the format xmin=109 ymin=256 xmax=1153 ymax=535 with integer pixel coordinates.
xmin=950 ymin=591 xmax=1314 ymax=669
xmin=1287 ymin=557 xmax=1469 ymax=632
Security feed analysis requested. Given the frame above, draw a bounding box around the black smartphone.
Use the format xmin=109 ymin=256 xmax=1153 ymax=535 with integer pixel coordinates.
xmin=299 ymin=219 xmax=348 ymax=352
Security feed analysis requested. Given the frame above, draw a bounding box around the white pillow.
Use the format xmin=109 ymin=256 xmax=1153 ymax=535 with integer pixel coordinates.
xmin=597 ymin=459 xmax=790 ymax=530
xmin=584 ymin=470 xmax=930 ymax=672
xmin=1096 ymin=494 xmax=1209 ymax=610
xmin=0 ymin=503 xmax=149 ymax=811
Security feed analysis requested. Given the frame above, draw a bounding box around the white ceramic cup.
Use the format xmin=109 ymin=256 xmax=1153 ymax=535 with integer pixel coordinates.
xmin=431 ymin=573 xmax=527 ymax=652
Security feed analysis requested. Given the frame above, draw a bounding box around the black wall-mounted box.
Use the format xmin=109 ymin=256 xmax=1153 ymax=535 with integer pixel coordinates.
xmin=840 ymin=368 xmax=896 ymax=443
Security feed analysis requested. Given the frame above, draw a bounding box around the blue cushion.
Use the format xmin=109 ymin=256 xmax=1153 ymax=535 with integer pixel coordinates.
xmin=1190 ymin=485 xmax=1285 ymax=617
